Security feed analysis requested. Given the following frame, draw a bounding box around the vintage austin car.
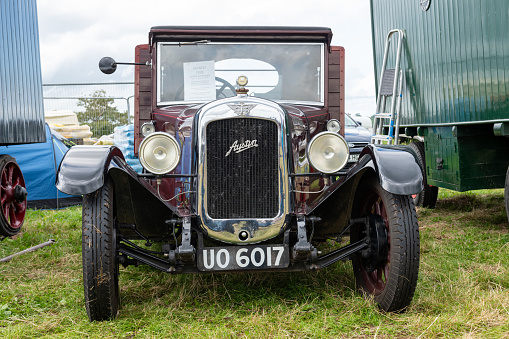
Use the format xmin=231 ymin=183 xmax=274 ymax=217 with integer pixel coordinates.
xmin=56 ymin=26 xmax=423 ymax=321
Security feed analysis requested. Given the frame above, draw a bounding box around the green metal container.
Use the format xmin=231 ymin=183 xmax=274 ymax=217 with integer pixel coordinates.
xmin=371 ymin=0 xmax=509 ymax=126
xmin=371 ymin=0 xmax=509 ymax=191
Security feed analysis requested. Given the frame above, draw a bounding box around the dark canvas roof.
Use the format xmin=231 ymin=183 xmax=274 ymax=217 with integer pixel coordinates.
xmin=149 ymin=26 xmax=332 ymax=44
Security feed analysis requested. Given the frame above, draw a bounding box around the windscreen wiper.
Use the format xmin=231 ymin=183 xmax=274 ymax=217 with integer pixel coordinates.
xmin=179 ymin=40 xmax=210 ymax=46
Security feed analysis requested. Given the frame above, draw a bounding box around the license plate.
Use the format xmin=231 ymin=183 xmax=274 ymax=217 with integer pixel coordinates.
xmin=348 ymin=154 xmax=359 ymax=162
xmin=197 ymin=244 xmax=289 ymax=271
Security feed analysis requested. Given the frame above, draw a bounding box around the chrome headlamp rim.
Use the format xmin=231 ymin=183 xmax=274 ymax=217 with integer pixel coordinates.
xmin=141 ymin=122 xmax=156 ymax=137
xmin=326 ymin=119 xmax=341 ymax=133
xmin=138 ymin=132 xmax=181 ymax=175
xmin=307 ymin=131 xmax=350 ymax=174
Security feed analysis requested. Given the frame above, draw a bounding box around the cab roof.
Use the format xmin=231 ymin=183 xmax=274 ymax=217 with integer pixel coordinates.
xmin=149 ymin=26 xmax=332 ymax=45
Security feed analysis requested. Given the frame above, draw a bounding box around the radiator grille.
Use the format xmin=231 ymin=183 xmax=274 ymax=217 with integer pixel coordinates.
xmin=206 ymin=118 xmax=279 ymax=219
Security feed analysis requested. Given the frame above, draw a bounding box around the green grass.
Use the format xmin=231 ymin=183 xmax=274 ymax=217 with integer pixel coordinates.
xmin=1 ymin=189 xmax=508 ymax=338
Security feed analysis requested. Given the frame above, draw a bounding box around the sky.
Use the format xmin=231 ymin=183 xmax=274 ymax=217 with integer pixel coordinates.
xmin=36 ymin=0 xmax=376 ymax=115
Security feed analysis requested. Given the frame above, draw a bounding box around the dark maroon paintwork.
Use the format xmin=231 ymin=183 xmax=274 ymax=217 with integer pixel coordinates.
xmin=150 ymin=103 xmax=331 ymax=215
xmin=135 ymin=26 xmax=339 ymax=216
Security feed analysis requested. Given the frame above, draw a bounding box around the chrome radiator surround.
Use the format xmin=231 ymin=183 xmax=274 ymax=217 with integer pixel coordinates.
xmin=196 ymin=97 xmax=290 ymax=244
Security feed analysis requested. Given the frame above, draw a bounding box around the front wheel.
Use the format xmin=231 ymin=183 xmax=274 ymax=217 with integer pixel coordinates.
xmin=351 ymin=175 xmax=420 ymax=312
xmin=82 ymin=178 xmax=120 ymax=321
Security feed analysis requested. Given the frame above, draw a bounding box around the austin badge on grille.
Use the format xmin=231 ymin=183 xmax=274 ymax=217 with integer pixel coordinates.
xmin=225 ymin=139 xmax=259 ymax=157
xmin=227 ymin=103 xmax=257 ymax=116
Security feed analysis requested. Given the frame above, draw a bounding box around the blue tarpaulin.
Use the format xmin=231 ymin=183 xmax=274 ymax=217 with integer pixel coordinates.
xmin=0 ymin=124 xmax=81 ymax=209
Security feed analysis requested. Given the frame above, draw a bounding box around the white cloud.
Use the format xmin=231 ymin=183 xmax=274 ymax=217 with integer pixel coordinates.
xmin=37 ymin=0 xmax=376 ymax=113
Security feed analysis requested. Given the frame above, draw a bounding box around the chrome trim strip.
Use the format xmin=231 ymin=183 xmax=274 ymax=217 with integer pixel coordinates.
xmin=196 ymin=97 xmax=290 ymax=244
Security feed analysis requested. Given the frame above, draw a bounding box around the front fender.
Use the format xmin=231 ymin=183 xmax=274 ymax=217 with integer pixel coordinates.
xmin=309 ymin=145 xmax=423 ymax=236
xmin=56 ymin=145 xmax=180 ymax=239
xmin=56 ymin=145 xmax=125 ymax=196
xmin=310 ymin=144 xmax=423 ymax=214
xmin=360 ymin=144 xmax=423 ymax=195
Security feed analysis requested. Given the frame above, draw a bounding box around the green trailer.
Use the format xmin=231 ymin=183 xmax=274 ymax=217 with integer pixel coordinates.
xmin=370 ymin=0 xmax=509 ymax=217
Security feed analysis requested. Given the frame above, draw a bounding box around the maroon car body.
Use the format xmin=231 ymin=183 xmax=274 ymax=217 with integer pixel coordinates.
xmin=57 ymin=26 xmax=423 ymax=321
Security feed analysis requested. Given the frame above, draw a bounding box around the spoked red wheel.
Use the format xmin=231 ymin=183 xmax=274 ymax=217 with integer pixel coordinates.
xmin=355 ymin=193 xmax=390 ymax=296
xmin=351 ymin=174 xmax=420 ymax=312
xmin=0 ymin=155 xmax=27 ymax=238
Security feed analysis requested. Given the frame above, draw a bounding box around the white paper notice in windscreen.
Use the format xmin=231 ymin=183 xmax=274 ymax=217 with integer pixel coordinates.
xmin=183 ymin=60 xmax=216 ymax=101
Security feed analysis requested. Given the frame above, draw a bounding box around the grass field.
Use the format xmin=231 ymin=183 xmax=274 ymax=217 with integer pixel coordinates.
xmin=1 ymin=189 xmax=508 ymax=338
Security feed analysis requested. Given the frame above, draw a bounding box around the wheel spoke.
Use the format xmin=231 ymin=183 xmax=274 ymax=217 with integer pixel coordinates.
xmin=13 ymin=175 xmax=21 ymax=187
xmin=1 ymin=165 xmax=6 ymax=183
xmin=375 ymin=200 xmax=381 ymax=215
xmin=7 ymin=165 xmax=14 ymax=186
xmin=355 ymin=187 xmax=390 ymax=294
xmin=14 ymin=201 xmax=25 ymax=214
xmin=370 ymin=270 xmax=377 ymax=285
xmin=3 ymin=203 xmax=11 ymax=222
xmin=0 ymin=189 xmax=6 ymax=205
xmin=9 ymin=204 xmax=18 ymax=227
xmin=377 ymin=267 xmax=383 ymax=283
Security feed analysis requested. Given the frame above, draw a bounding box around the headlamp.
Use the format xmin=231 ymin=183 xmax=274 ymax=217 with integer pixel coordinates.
xmin=326 ymin=119 xmax=341 ymax=133
xmin=139 ymin=132 xmax=181 ymax=175
xmin=307 ymin=131 xmax=349 ymax=173
xmin=141 ymin=122 xmax=156 ymax=136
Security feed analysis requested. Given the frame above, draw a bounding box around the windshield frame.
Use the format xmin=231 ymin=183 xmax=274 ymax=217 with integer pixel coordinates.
xmin=156 ymin=41 xmax=325 ymax=106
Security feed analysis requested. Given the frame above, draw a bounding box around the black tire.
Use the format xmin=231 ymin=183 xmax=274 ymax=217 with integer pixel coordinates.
xmin=82 ymin=178 xmax=120 ymax=321
xmin=351 ymin=174 xmax=420 ymax=312
xmin=0 ymin=155 xmax=27 ymax=238
xmin=505 ymin=166 xmax=509 ymax=224
xmin=408 ymin=141 xmax=438 ymax=208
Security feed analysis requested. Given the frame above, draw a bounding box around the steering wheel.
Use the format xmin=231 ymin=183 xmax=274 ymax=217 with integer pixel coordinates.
xmin=174 ymin=76 xmax=236 ymax=100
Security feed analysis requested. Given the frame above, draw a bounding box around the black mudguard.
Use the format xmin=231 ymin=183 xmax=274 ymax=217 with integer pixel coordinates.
xmin=56 ymin=145 xmax=124 ymax=196
xmin=310 ymin=144 xmax=423 ymax=237
xmin=359 ymin=144 xmax=423 ymax=196
xmin=56 ymin=145 xmax=179 ymax=239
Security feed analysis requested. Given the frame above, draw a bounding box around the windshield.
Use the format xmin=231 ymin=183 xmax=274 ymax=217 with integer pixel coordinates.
xmin=157 ymin=42 xmax=324 ymax=105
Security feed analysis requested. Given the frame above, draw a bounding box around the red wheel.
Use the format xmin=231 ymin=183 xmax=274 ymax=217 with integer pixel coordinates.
xmin=354 ymin=191 xmax=390 ymax=295
xmin=351 ymin=174 xmax=419 ymax=312
xmin=0 ymin=155 xmax=27 ymax=238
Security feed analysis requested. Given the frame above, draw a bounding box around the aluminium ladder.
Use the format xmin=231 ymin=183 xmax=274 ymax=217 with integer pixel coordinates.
xmin=371 ymin=29 xmax=405 ymax=145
